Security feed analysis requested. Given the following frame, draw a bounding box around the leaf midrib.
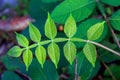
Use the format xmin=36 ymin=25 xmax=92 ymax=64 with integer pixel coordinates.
xmin=85 ymin=44 xmax=93 ymax=62
xmin=48 ymin=18 xmax=53 ymax=39
xmin=51 ymin=43 xmax=58 ymax=64
xmin=31 ymin=26 xmax=40 ymax=42
xmin=88 ymin=24 xmax=101 ymax=40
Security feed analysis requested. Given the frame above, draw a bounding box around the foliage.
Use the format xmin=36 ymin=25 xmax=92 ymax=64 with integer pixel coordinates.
xmin=8 ymin=13 xmax=105 ymax=69
xmin=1 ymin=0 xmax=120 ymax=80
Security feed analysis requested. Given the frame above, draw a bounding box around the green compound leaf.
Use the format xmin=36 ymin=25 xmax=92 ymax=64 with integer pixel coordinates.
xmin=48 ymin=42 xmax=60 ymax=68
xmin=35 ymin=45 xmax=46 ymax=68
xmin=51 ymin=0 xmax=96 ymax=23
xmin=64 ymin=41 xmax=76 ymax=64
xmin=23 ymin=49 xmax=33 ymax=71
xmin=16 ymin=33 xmax=29 ymax=47
xmin=64 ymin=14 xmax=77 ymax=38
xmin=87 ymin=21 xmax=105 ymax=40
xmin=100 ymin=0 xmax=120 ymax=7
xmin=74 ymin=18 xmax=108 ymax=47
xmin=45 ymin=13 xmax=57 ymax=39
xmin=29 ymin=23 xmax=41 ymax=42
xmin=110 ymin=10 xmax=120 ymax=31
xmin=83 ymin=43 xmax=97 ymax=67
xmin=7 ymin=46 xmax=23 ymax=57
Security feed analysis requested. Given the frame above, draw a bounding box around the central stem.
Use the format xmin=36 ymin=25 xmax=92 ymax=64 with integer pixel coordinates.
xmin=71 ymin=38 xmax=120 ymax=56
xmin=28 ymin=37 xmax=120 ymax=56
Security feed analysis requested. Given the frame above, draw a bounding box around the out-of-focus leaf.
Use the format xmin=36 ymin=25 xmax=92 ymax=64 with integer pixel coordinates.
xmin=99 ymin=41 xmax=120 ymax=63
xmin=64 ymin=14 xmax=76 ymax=38
xmin=28 ymin=59 xmax=59 ymax=80
xmin=29 ymin=23 xmax=41 ymax=42
xmin=63 ymin=41 xmax=76 ymax=64
xmin=83 ymin=43 xmax=97 ymax=67
xmin=68 ymin=51 xmax=100 ymax=80
xmin=35 ymin=45 xmax=46 ymax=68
xmin=110 ymin=10 xmax=120 ymax=31
xmin=100 ymin=0 xmax=120 ymax=6
xmin=16 ymin=33 xmax=29 ymax=47
xmin=41 ymin=0 xmax=58 ymax=3
xmin=51 ymin=0 xmax=96 ymax=23
xmin=1 ymin=55 xmax=25 ymax=70
xmin=7 ymin=46 xmax=22 ymax=57
xmin=74 ymin=18 xmax=108 ymax=47
xmin=45 ymin=13 xmax=57 ymax=39
xmin=48 ymin=42 xmax=60 ymax=68
xmin=1 ymin=71 xmax=22 ymax=80
xmin=104 ymin=65 xmax=120 ymax=80
xmin=97 ymin=2 xmax=106 ymax=18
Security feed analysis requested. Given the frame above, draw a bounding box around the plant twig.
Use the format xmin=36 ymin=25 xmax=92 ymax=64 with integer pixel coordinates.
xmin=97 ymin=1 xmax=120 ymax=49
xmin=74 ymin=58 xmax=78 ymax=80
xmin=71 ymin=38 xmax=120 ymax=56
xmin=86 ymin=40 xmax=120 ymax=56
xmin=107 ymin=21 xmax=120 ymax=49
xmin=98 ymin=56 xmax=116 ymax=80
xmin=15 ymin=70 xmax=32 ymax=80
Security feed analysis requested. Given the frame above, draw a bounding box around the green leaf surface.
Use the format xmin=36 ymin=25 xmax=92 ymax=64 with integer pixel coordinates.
xmin=1 ymin=71 xmax=22 ymax=80
xmin=87 ymin=21 xmax=105 ymax=40
xmin=64 ymin=41 xmax=76 ymax=64
xmin=51 ymin=0 xmax=96 ymax=23
xmin=83 ymin=43 xmax=97 ymax=67
xmin=1 ymin=55 xmax=25 ymax=70
xmin=74 ymin=18 xmax=108 ymax=47
xmin=7 ymin=46 xmax=22 ymax=57
xmin=97 ymin=2 xmax=106 ymax=17
xmin=99 ymin=41 xmax=120 ymax=63
xmin=80 ymin=59 xmax=100 ymax=80
xmin=28 ymin=59 xmax=59 ymax=80
xmin=64 ymin=14 xmax=77 ymax=38
xmin=68 ymin=51 xmax=100 ymax=80
xmin=100 ymin=0 xmax=120 ymax=6
xmin=104 ymin=65 xmax=120 ymax=80
xmin=16 ymin=33 xmax=29 ymax=47
xmin=29 ymin=23 xmax=41 ymax=42
xmin=110 ymin=10 xmax=120 ymax=31
xmin=35 ymin=45 xmax=46 ymax=68
xmin=41 ymin=0 xmax=58 ymax=3
xmin=23 ymin=49 xmax=33 ymax=71
xmin=48 ymin=42 xmax=60 ymax=68
xmin=45 ymin=13 xmax=57 ymax=39
xmin=28 ymin=0 xmax=56 ymax=37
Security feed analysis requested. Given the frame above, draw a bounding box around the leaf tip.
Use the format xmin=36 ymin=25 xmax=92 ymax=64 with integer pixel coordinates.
xmin=29 ymin=22 xmax=33 ymax=27
xmin=70 ymin=61 xmax=73 ymax=65
xmin=55 ymin=64 xmax=58 ymax=69
xmin=25 ymin=66 xmax=29 ymax=71
xmin=92 ymin=62 xmax=96 ymax=67
xmin=70 ymin=13 xmax=72 ymax=17
xmin=47 ymin=12 xmax=51 ymax=18
xmin=102 ymin=21 xmax=105 ymax=24
xmin=15 ymin=32 xmax=18 ymax=35
xmin=41 ymin=64 xmax=44 ymax=68
xmin=69 ymin=13 xmax=74 ymax=19
xmin=100 ymin=21 xmax=105 ymax=26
